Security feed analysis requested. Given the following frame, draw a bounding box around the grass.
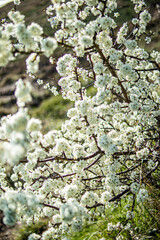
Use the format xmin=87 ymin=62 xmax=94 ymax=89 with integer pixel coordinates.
xmin=68 ymin=198 xmax=160 ymax=240
xmin=30 ymin=94 xmax=73 ymax=132
xmin=14 ymin=219 xmax=48 ymax=240
xmin=13 ymin=191 xmax=160 ymax=240
xmin=66 ymin=169 xmax=160 ymax=240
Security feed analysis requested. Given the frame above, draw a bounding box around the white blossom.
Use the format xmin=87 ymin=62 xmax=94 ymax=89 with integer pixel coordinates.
xmin=0 ymin=0 xmax=159 ymax=238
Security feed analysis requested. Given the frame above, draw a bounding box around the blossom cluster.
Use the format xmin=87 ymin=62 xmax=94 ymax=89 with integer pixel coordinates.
xmin=0 ymin=0 xmax=160 ymax=239
xmin=0 ymin=191 xmax=41 ymax=226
